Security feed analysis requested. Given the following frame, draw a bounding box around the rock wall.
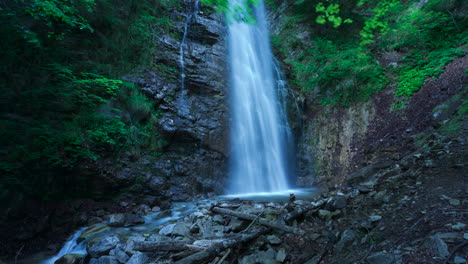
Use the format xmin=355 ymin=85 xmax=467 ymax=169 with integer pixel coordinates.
xmin=94 ymin=1 xmax=229 ymax=201
xmin=294 ymin=56 xmax=467 ymax=190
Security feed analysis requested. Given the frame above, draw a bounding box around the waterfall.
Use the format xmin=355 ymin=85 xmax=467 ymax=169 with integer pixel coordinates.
xmin=40 ymin=228 xmax=87 ymax=264
xmin=178 ymin=0 xmax=199 ymax=115
xmin=228 ymin=0 xmax=292 ymax=194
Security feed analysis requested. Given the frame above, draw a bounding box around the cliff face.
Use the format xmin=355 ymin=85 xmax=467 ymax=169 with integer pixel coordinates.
xmin=268 ymin=1 xmax=467 ymax=190
xmin=109 ymin=1 xmax=229 ymax=200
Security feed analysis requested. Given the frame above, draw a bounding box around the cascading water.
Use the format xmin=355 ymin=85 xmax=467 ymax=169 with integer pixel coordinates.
xmin=178 ymin=0 xmax=200 ymax=115
xmin=228 ymin=0 xmax=293 ymax=194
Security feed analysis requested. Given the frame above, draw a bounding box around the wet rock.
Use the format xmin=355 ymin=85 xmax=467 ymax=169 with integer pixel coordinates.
xmin=89 ymin=256 xmax=119 ymax=264
xmin=108 ymin=214 xmax=126 ymax=227
xmin=124 ymin=214 xmax=145 ymax=227
xmin=369 ymin=215 xmax=382 ymax=223
xmin=172 ymin=222 xmax=191 ymax=237
xmin=267 ymin=235 xmax=282 ymax=245
xmin=88 ymin=236 xmax=120 ymax=257
xmin=55 ymin=254 xmax=85 ymax=264
xmin=79 ymin=225 xmax=110 ymax=242
xmin=455 ymin=256 xmax=467 ymax=264
xmin=159 ymin=224 xmax=176 ymax=236
xmin=126 ymin=252 xmax=148 ymax=264
xmin=367 ymin=252 xmax=396 ymax=264
xmin=423 ymin=236 xmax=450 ymax=258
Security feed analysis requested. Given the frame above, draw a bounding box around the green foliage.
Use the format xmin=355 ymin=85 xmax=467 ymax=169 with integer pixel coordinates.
xmin=314 ymin=2 xmax=352 ymax=28
xmin=0 ymin=0 xmax=179 ymax=200
xmin=272 ymin=0 xmax=466 ymax=107
xmin=396 ymin=48 xmax=465 ymax=97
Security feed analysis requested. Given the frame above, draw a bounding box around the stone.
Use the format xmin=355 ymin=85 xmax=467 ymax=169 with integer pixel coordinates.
xmin=267 ymin=235 xmax=282 ymax=245
xmin=172 ymin=222 xmax=191 ymax=237
xmin=331 ymin=196 xmax=347 ymax=209
xmin=464 ymin=233 xmax=468 ymax=240
xmin=451 ymin=222 xmax=466 ymax=231
xmin=89 ymin=256 xmax=119 ymax=264
xmin=304 ymin=256 xmax=320 ymax=264
xmin=276 ymin=248 xmax=287 ymax=262
xmin=454 ymin=256 xmax=467 ymax=264
xmin=108 ymin=214 xmax=126 ymax=227
xmin=124 ymin=214 xmax=145 ymax=227
xmin=336 ymin=229 xmax=357 ymax=251
xmin=239 ymin=248 xmax=278 ymax=264
xmin=318 ymin=210 xmax=331 ymax=218
xmin=109 ymin=245 xmax=129 ymax=264
xmin=449 ymin=199 xmax=461 ymax=206
xmin=126 ymin=252 xmax=149 ymax=264
xmin=423 ymin=236 xmax=449 ymax=258
xmin=369 ymin=215 xmax=382 ymax=222
xmin=213 ymin=214 xmax=224 ymax=224
xmin=158 ymin=223 xmax=176 ymax=236
xmin=88 ymin=236 xmax=120 ymax=257
xmin=366 ymin=252 xmax=395 ymax=264
xmin=229 ymin=217 xmax=247 ymax=232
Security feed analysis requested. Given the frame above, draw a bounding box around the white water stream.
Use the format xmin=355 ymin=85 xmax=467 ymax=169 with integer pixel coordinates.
xmin=228 ymin=0 xmax=293 ymax=194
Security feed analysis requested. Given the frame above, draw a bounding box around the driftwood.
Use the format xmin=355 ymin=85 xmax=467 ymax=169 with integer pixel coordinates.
xmin=211 ymin=206 xmax=305 ymax=235
xmin=134 ymin=241 xmax=194 ymax=252
xmin=174 ymin=226 xmax=269 ymax=264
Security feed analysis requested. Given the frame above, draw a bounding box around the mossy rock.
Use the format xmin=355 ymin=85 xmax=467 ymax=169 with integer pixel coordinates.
xmin=55 ymin=254 xmax=85 ymax=264
xmin=78 ymin=224 xmax=110 ymax=243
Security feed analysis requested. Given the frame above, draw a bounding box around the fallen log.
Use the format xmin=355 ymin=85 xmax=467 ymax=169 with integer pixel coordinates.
xmin=134 ymin=241 xmax=194 ymax=252
xmin=174 ymin=226 xmax=269 ymax=264
xmin=211 ymin=206 xmax=305 ymax=235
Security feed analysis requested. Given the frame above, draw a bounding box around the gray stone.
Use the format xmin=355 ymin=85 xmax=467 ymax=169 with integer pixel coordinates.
xmin=88 ymin=236 xmax=120 ymax=257
xmin=124 ymin=214 xmax=145 ymax=227
xmin=304 ymin=256 xmax=320 ymax=264
xmin=318 ymin=210 xmax=331 ymax=218
xmin=229 ymin=217 xmax=247 ymax=232
xmin=336 ymin=229 xmax=357 ymax=251
xmin=172 ymin=222 xmax=191 ymax=237
xmin=109 ymin=245 xmax=129 ymax=264
xmin=213 ymin=214 xmax=224 ymax=224
xmin=267 ymin=235 xmax=282 ymax=245
xmin=239 ymin=248 xmax=279 ymax=264
xmin=108 ymin=214 xmax=126 ymax=227
xmin=276 ymin=248 xmax=287 ymax=262
xmin=451 ymin=222 xmax=466 ymax=231
xmin=424 ymin=236 xmax=450 ymax=258
xmin=367 ymin=252 xmax=395 ymax=264
xmin=89 ymin=256 xmax=119 ymax=264
xmin=369 ymin=215 xmax=382 ymax=222
xmin=331 ymin=196 xmax=347 ymax=209
xmin=126 ymin=252 xmax=149 ymax=264
xmin=158 ymin=223 xmax=176 ymax=236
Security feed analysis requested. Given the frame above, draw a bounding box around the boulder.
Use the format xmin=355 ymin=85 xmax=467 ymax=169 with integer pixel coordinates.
xmin=126 ymin=252 xmax=148 ymax=264
xmin=366 ymin=252 xmax=396 ymax=264
xmin=88 ymin=236 xmax=120 ymax=257
xmin=89 ymin=256 xmax=119 ymax=264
